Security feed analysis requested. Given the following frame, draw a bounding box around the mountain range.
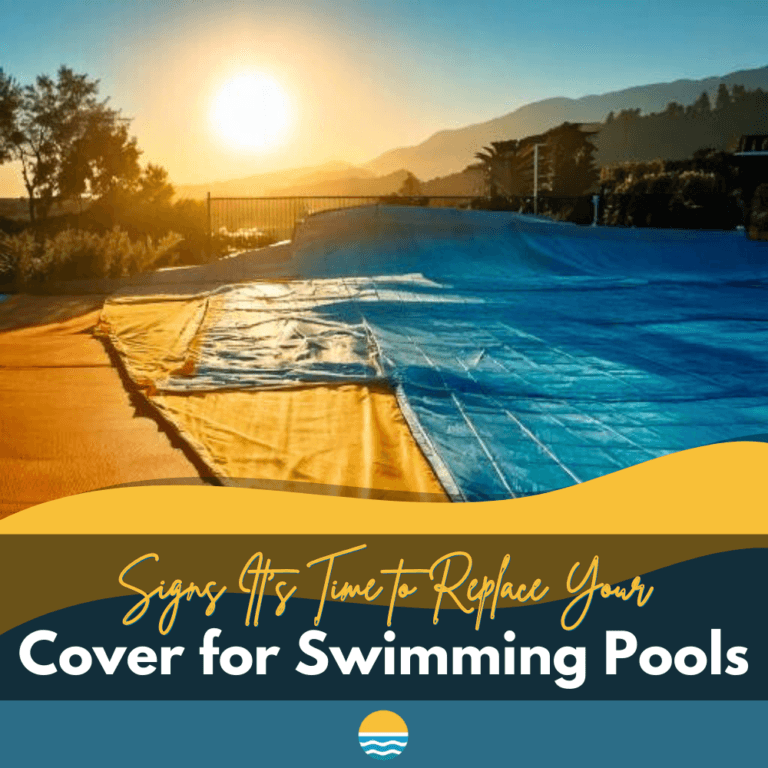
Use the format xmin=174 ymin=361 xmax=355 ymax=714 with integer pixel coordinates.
xmin=176 ymin=65 xmax=768 ymax=199
xmin=176 ymin=161 xmax=375 ymax=199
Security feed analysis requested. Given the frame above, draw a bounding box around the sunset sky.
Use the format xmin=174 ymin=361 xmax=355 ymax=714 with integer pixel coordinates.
xmin=1 ymin=0 xmax=765 ymax=195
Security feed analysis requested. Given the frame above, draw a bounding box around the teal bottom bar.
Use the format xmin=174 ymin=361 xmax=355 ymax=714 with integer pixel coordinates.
xmin=0 ymin=701 xmax=764 ymax=765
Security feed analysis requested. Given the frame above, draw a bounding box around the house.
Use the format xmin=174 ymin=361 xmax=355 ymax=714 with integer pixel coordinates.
xmin=478 ymin=122 xmax=601 ymax=198
xmin=733 ymin=135 xmax=768 ymax=239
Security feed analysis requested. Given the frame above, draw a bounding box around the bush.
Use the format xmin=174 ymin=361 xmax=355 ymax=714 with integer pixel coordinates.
xmin=599 ymin=162 xmax=740 ymax=229
xmin=86 ymin=196 xmax=209 ymax=265
xmin=0 ymin=233 xmax=18 ymax=284
xmin=3 ymin=226 xmax=182 ymax=287
xmin=749 ymin=184 xmax=768 ymax=240
xmin=212 ymin=227 xmax=278 ymax=254
xmin=599 ymin=153 xmax=747 ymax=229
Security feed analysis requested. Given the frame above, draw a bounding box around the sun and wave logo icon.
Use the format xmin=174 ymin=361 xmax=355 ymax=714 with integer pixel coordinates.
xmin=358 ymin=710 xmax=409 ymax=760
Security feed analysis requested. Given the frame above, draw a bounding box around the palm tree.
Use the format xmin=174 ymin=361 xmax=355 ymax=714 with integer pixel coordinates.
xmin=475 ymin=141 xmax=518 ymax=197
xmin=475 ymin=146 xmax=499 ymax=197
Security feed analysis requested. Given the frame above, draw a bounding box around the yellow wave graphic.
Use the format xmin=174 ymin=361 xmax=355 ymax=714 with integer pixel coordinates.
xmin=2 ymin=441 xmax=767 ymax=534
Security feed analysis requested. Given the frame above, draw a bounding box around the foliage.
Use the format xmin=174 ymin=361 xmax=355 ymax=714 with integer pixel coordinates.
xmin=213 ymin=227 xmax=278 ymax=253
xmin=0 ymin=64 xmax=303 ymax=283
xmin=715 ymin=83 xmax=731 ymax=112
xmin=2 ymin=226 xmax=182 ymax=287
xmin=85 ymin=164 xmax=213 ymax=264
xmin=600 ymin=150 xmax=742 ymax=193
xmin=749 ymin=183 xmax=768 ymax=240
xmin=692 ymin=91 xmax=712 ymax=115
xmin=0 ymin=66 xmax=142 ymax=223
xmin=475 ymin=125 xmax=598 ymax=198
xmin=0 ymin=69 xmax=22 ymax=165
xmin=547 ymin=124 xmax=599 ymax=196
xmin=397 ymin=172 xmax=423 ymax=196
xmin=378 ymin=172 xmax=429 ymax=206
xmin=596 ymin=84 xmax=768 ymax=164
xmin=598 ymin=154 xmax=742 ymax=229
xmin=474 ymin=145 xmax=504 ymax=196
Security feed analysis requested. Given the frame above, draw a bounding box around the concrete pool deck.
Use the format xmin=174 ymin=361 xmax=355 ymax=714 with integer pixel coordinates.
xmin=0 ymin=295 xmax=205 ymax=518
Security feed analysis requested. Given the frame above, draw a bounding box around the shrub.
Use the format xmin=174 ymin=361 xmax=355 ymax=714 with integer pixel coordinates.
xmin=3 ymin=226 xmax=182 ymax=287
xmin=212 ymin=227 xmax=278 ymax=254
xmin=749 ymin=183 xmax=768 ymax=240
xmin=86 ymin=196 xmax=209 ymax=264
xmin=599 ymin=161 xmax=740 ymax=229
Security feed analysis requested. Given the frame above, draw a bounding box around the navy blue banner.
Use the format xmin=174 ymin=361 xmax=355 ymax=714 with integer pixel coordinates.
xmin=1 ymin=548 xmax=765 ymax=700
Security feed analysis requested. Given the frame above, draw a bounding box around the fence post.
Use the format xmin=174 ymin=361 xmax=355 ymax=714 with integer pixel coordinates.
xmin=206 ymin=192 xmax=212 ymax=260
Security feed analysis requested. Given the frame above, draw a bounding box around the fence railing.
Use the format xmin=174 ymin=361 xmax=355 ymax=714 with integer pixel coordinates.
xmin=205 ymin=192 xmax=764 ymax=254
xmin=206 ymin=195 xmax=482 ymax=253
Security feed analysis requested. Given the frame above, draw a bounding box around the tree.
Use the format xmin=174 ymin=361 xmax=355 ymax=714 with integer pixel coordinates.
xmin=692 ymin=91 xmax=711 ymax=115
xmin=548 ymin=123 xmax=599 ymax=196
xmin=604 ymin=111 xmax=615 ymax=125
xmin=398 ymin=172 xmax=422 ymax=196
xmin=715 ymin=83 xmax=731 ymax=112
xmin=475 ymin=142 xmax=522 ymax=197
xmin=88 ymin=161 xmax=178 ymax=239
xmin=0 ymin=66 xmax=141 ymax=223
xmin=664 ymin=101 xmax=685 ymax=119
xmin=475 ymin=145 xmax=502 ymax=197
xmin=731 ymin=84 xmax=747 ymax=103
xmin=0 ymin=69 xmax=22 ymax=165
xmin=138 ymin=164 xmax=174 ymax=204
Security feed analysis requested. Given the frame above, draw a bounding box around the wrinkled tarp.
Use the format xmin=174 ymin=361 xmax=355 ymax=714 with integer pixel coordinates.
xmin=150 ymin=385 xmax=447 ymax=499
xmin=97 ymin=293 xmax=447 ymax=500
xmin=101 ymin=206 xmax=768 ymax=501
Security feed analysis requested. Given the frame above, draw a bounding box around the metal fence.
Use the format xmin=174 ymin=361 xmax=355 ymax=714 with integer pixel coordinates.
xmin=205 ymin=192 xmax=764 ymax=254
xmin=206 ymin=195 xmax=481 ymax=253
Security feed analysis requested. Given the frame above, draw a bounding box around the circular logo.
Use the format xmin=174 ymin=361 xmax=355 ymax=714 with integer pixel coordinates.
xmin=358 ymin=710 xmax=409 ymax=761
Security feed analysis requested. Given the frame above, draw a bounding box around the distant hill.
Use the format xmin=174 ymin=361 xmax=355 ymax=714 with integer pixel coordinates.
xmin=178 ymin=164 xmax=417 ymax=200
xmin=365 ymin=66 xmax=768 ymax=179
xmin=420 ymin=167 xmax=484 ymax=197
xmin=176 ymin=65 xmax=768 ymax=197
xmin=175 ymin=161 xmax=375 ymax=199
xmin=267 ymin=169 xmax=413 ymax=197
xmin=596 ymin=86 xmax=768 ymax=165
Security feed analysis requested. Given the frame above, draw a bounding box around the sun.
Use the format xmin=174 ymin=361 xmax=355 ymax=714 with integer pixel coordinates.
xmin=211 ymin=73 xmax=289 ymax=150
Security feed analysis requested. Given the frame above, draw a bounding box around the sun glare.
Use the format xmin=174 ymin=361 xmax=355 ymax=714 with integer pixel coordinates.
xmin=211 ymin=73 xmax=289 ymax=150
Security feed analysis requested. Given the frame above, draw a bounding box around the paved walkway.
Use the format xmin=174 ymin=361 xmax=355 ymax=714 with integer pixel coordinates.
xmin=0 ymin=296 xmax=203 ymax=519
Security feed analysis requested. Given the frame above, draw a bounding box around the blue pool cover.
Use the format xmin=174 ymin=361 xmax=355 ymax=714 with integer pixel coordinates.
xmin=173 ymin=206 xmax=768 ymax=501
